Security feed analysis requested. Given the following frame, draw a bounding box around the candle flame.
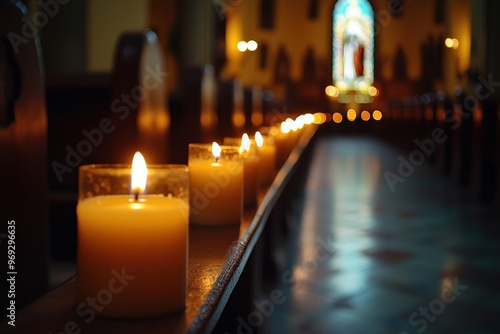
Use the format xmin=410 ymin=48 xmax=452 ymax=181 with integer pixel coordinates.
xmin=281 ymin=121 xmax=291 ymax=134
xmin=255 ymin=131 xmax=264 ymax=148
xmin=212 ymin=142 xmax=221 ymax=159
xmin=285 ymin=118 xmax=297 ymax=132
xmin=131 ymin=151 xmax=148 ymax=194
xmin=295 ymin=115 xmax=305 ymax=129
xmin=241 ymin=133 xmax=250 ymax=152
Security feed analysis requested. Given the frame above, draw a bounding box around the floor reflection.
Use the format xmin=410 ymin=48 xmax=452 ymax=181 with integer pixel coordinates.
xmin=269 ymin=136 xmax=500 ymax=334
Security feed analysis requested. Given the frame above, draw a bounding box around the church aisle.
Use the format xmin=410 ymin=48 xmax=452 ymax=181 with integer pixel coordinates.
xmin=268 ymin=135 xmax=500 ymax=334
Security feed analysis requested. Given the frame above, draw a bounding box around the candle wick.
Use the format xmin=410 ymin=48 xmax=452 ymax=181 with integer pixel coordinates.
xmin=134 ymin=191 xmax=139 ymax=201
xmin=215 ymin=157 xmax=219 ymax=163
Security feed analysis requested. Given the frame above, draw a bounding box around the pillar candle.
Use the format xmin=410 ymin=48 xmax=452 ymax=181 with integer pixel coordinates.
xmin=189 ymin=142 xmax=243 ymax=225
xmin=77 ymin=153 xmax=189 ymax=318
xmin=272 ymin=122 xmax=293 ymax=168
xmin=224 ymin=134 xmax=260 ymax=207
xmin=254 ymin=131 xmax=276 ymax=186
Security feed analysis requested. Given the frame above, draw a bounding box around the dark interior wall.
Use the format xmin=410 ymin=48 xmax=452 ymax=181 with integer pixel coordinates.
xmin=38 ymin=0 xmax=87 ymax=75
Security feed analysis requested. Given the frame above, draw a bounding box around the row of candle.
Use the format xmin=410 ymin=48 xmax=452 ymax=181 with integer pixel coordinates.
xmin=76 ymin=115 xmax=313 ymax=318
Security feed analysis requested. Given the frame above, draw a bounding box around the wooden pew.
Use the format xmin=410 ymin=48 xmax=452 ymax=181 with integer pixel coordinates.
xmin=110 ymin=29 xmax=170 ymax=164
xmin=386 ymin=87 xmax=499 ymax=203
xmin=217 ymin=78 xmax=245 ymax=139
xmin=0 ymin=0 xmax=49 ymax=315
xmin=471 ymin=87 xmax=498 ymax=202
xmin=451 ymin=88 xmax=474 ymax=186
xmin=177 ymin=64 xmax=218 ymax=164
xmin=244 ymin=85 xmax=264 ymax=133
xmin=47 ymin=29 xmax=171 ymax=285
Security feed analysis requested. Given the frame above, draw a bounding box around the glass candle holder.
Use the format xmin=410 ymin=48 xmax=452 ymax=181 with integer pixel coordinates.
xmin=188 ymin=143 xmax=243 ymax=225
xmin=267 ymin=123 xmax=293 ymax=168
xmin=223 ymin=137 xmax=260 ymax=208
xmin=254 ymin=133 xmax=277 ymax=186
xmin=77 ymin=163 xmax=189 ymax=318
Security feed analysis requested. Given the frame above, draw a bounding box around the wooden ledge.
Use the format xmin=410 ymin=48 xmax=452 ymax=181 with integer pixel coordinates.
xmin=1 ymin=125 xmax=317 ymax=334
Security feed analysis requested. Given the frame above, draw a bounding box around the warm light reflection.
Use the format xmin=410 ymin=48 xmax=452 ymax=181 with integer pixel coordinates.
xmin=255 ymin=131 xmax=264 ymax=148
xmin=347 ymin=109 xmax=357 ymax=121
xmin=361 ymin=110 xmax=370 ymax=121
xmin=372 ymin=110 xmax=382 ymax=121
xmin=232 ymin=111 xmax=246 ymax=128
xmin=332 ymin=112 xmax=343 ymax=123
xmin=212 ymin=142 xmax=221 ymax=159
xmin=138 ymin=108 xmax=170 ymax=133
xmin=131 ymin=152 xmax=148 ymax=194
xmin=473 ymin=107 xmax=482 ymax=124
xmin=200 ymin=111 xmax=217 ymax=129
xmin=437 ymin=107 xmax=445 ymax=122
xmin=425 ymin=107 xmax=433 ymax=121
xmin=240 ymin=133 xmax=250 ymax=152
xmin=251 ymin=111 xmax=264 ymax=127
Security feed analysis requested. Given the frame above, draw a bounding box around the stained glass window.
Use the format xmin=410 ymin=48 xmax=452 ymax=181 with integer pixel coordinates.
xmin=333 ymin=0 xmax=374 ymax=93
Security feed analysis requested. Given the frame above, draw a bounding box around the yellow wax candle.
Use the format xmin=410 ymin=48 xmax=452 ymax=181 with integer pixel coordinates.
xmin=273 ymin=123 xmax=293 ymax=168
xmin=240 ymin=134 xmax=260 ymax=207
xmin=77 ymin=195 xmax=188 ymax=318
xmin=189 ymin=142 xmax=243 ymax=225
xmin=242 ymin=156 xmax=259 ymax=207
xmin=224 ymin=134 xmax=260 ymax=207
xmin=255 ymin=131 xmax=276 ymax=186
xmin=76 ymin=153 xmax=189 ymax=318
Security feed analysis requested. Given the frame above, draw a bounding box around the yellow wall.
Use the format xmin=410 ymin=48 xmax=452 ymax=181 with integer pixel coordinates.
xmin=226 ymin=0 xmax=333 ymax=88
xmin=82 ymin=0 xmax=471 ymax=95
xmin=372 ymin=0 xmax=446 ymax=81
xmin=225 ymin=0 xmax=470 ymax=95
xmin=87 ymin=0 xmax=148 ymax=72
xmin=444 ymin=0 xmax=470 ymax=93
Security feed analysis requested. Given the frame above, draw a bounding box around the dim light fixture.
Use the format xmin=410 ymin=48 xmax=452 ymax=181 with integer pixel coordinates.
xmin=247 ymin=40 xmax=258 ymax=51
xmin=445 ymin=37 xmax=459 ymax=49
xmin=238 ymin=40 xmax=258 ymax=52
xmin=237 ymin=41 xmax=248 ymax=52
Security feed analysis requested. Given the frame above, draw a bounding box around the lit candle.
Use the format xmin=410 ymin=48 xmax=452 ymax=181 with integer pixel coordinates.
xmin=273 ymin=122 xmax=293 ymax=167
xmin=189 ymin=142 xmax=243 ymax=225
xmin=225 ymin=134 xmax=260 ymax=207
xmin=254 ymin=131 xmax=276 ymax=186
xmin=77 ymin=153 xmax=189 ymax=318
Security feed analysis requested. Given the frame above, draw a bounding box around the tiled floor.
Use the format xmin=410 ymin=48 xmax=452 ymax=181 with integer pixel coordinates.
xmin=268 ymin=135 xmax=500 ymax=334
